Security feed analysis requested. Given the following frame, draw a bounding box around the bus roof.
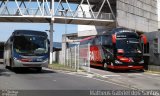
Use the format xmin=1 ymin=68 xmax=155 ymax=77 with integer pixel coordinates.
xmin=12 ymin=30 xmax=47 ymax=37
xmin=80 ymin=36 xmax=95 ymax=42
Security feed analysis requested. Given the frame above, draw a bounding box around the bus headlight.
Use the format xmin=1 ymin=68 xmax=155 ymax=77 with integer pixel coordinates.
xmin=115 ymin=60 xmax=123 ymax=64
xmin=13 ymin=57 xmax=17 ymax=60
xmin=139 ymin=60 xmax=144 ymax=64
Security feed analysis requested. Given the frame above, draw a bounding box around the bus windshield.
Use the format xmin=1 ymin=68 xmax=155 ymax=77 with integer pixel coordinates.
xmin=13 ymin=36 xmax=48 ymax=55
xmin=116 ymin=38 xmax=142 ymax=54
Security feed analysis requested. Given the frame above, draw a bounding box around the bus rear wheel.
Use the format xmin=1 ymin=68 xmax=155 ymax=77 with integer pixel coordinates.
xmin=5 ymin=66 xmax=10 ymax=69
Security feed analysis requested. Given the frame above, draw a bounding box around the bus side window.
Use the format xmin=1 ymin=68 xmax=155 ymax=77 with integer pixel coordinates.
xmin=88 ymin=39 xmax=93 ymax=45
xmin=95 ymin=37 xmax=100 ymax=45
xmin=104 ymin=36 xmax=112 ymax=46
xmin=103 ymin=46 xmax=113 ymax=60
xmin=95 ymin=37 xmax=98 ymax=45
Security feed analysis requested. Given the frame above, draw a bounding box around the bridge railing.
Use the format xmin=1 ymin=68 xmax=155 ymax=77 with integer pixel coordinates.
xmin=55 ymin=11 xmax=114 ymax=20
xmin=0 ymin=8 xmax=51 ymax=16
xmin=0 ymin=8 xmax=114 ymax=20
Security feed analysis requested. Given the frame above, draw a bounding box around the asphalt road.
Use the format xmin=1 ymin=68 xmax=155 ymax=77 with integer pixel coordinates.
xmin=0 ymin=64 xmax=128 ymax=96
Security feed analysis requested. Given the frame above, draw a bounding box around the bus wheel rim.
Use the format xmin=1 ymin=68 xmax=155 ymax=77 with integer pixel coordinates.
xmin=104 ymin=63 xmax=107 ymax=68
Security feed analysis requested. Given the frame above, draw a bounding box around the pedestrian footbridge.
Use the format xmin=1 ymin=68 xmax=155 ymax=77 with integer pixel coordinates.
xmin=0 ymin=0 xmax=115 ymax=26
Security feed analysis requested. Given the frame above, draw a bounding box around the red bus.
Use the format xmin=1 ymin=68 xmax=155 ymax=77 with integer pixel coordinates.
xmin=80 ymin=28 xmax=147 ymax=70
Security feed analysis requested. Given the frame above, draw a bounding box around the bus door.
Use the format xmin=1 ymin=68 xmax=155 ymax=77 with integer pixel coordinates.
xmin=90 ymin=45 xmax=103 ymax=66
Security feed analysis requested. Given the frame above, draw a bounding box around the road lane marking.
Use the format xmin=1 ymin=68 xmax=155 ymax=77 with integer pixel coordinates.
xmin=127 ymin=73 xmax=143 ymax=76
xmin=91 ymin=77 xmax=136 ymax=90
xmin=150 ymin=74 xmax=159 ymax=76
xmin=86 ymin=74 xmax=94 ymax=78
xmin=52 ymin=80 xmax=56 ymax=82
xmin=103 ymin=75 xmax=120 ymax=76
xmin=102 ymin=75 xmax=120 ymax=78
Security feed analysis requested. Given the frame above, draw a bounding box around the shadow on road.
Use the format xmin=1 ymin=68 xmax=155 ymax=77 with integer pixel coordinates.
xmin=91 ymin=66 xmax=144 ymax=73
xmin=8 ymin=67 xmax=57 ymax=74
xmin=110 ymin=70 xmax=144 ymax=73
xmin=0 ymin=69 xmax=11 ymax=77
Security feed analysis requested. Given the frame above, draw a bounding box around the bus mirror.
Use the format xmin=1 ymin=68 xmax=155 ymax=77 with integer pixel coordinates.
xmin=141 ymin=35 xmax=147 ymax=45
xmin=112 ymin=34 xmax=116 ymax=44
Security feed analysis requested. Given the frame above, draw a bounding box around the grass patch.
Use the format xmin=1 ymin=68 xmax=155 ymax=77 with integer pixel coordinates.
xmin=49 ymin=63 xmax=77 ymax=72
xmin=48 ymin=62 xmax=88 ymax=73
xmin=145 ymin=70 xmax=160 ymax=74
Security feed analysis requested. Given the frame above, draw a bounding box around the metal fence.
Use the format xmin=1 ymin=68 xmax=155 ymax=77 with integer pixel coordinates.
xmin=66 ymin=46 xmax=78 ymax=70
xmin=65 ymin=44 xmax=90 ymax=72
xmin=78 ymin=44 xmax=90 ymax=72
xmin=53 ymin=44 xmax=90 ymax=72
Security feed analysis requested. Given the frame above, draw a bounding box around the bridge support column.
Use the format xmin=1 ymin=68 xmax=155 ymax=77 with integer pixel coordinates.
xmin=49 ymin=0 xmax=54 ymax=64
xmin=49 ymin=23 xmax=53 ymax=64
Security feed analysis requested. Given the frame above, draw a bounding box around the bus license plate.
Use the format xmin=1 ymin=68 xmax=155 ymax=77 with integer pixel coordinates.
xmin=37 ymin=59 xmax=43 ymax=62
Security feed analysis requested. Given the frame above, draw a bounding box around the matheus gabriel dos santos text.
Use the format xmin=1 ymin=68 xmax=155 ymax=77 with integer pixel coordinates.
xmin=90 ymin=90 xmax=160 ymax=96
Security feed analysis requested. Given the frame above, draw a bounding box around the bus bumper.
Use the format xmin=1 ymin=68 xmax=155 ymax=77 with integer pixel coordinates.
xmin=13 ymin=59 xmax=49 ymax=68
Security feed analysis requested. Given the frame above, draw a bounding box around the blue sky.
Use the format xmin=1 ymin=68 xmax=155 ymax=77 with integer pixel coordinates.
xmin=0 ymin=1 xmax=159 ymax=42
xmin=0 ymin=23 xmax=77 ymax=42
xmin=0 ymin=2 xmax=78 ymax=42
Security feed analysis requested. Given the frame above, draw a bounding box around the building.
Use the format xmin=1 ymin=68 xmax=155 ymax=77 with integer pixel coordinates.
xmin=141 ymin=0 xmax=160 ymax=71
xmin=78 ymin=0 xmax=158 ymax=37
